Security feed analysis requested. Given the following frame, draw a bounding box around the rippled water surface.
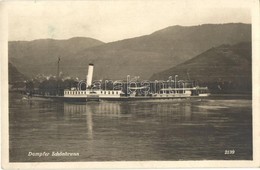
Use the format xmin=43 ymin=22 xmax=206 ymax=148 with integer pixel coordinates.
xmin=9 ymin=93 xmax=252 ymax=162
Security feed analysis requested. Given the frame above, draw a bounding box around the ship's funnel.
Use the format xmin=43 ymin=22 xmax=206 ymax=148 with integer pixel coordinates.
xmin=87 ymin=64 xmax=94 ymax=88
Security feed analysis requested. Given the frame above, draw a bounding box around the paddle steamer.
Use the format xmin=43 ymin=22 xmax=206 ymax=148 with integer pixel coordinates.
xmin=63 ymin=64 xmax=210 ymax=101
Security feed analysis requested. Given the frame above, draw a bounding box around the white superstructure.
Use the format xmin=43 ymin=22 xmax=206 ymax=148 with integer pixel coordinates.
xmin=64 ymin=89 xmax=123 ymax=98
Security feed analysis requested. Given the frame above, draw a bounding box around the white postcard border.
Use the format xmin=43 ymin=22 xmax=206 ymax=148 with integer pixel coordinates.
xmin=1 ymin=0 xmax=260 ymax=169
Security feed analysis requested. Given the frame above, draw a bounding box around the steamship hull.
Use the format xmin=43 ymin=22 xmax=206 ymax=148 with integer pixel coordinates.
xmin=32 ymin=94 xmax=210 ymax=102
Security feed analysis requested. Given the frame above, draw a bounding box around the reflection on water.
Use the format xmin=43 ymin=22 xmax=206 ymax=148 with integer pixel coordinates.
xmin=86 ymin=106 xmax=93 ymax=140
xmin=9 ymin=93 xmax=252 ymax=162
xmin=63 ymin=101 xmax=192 ymax=118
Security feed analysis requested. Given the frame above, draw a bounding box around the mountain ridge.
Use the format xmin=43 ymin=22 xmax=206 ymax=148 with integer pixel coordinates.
xmin=150 ymin=41 xmax=251 ymax=93
xmin=8 ymin=23 xmax=251 ymax=81
xmin=9 ymin=37 xmax=105 ymax=77
xmin=67 ymin=23 xmax=251 ymax=80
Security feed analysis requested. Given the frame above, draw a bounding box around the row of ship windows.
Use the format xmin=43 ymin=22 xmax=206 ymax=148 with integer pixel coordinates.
xmin=101 ymin=91 xmax=119 ymax=95
xmin=64 ymin=91 xmax=119 ymax=95
xmin=159 ymin=90 xmax=185 ymax=94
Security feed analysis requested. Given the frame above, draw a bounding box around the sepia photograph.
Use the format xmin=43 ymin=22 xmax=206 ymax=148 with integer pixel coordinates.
xmin=1 ymin=0 xmax=260 ymax=169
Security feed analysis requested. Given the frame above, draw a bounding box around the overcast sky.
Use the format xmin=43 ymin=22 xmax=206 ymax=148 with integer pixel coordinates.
xmin=5 ymin=0 xmax=252 ymax=42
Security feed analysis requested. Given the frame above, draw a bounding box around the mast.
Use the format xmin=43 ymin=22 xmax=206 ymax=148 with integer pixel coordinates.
xmin=57 ymin=57 xmax=60 ymax=78
xmin=56 ymin=57 xmax=61 ymax=95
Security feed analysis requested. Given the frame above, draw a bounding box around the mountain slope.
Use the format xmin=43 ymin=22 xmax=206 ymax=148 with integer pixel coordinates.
xmin=64 ymin=23 xmax=251 ymax=80
xmin=9 ymin=37 xmax=104 ymax=77
xmin=8 ymin=62 xmax=27 ymax=83
xmin=150 ymin=42 xmax=252 ymax=93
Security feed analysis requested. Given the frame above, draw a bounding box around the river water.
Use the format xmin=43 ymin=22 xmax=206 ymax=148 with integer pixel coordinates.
xmin=9 ymin=93 xmax=252 ymax=162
